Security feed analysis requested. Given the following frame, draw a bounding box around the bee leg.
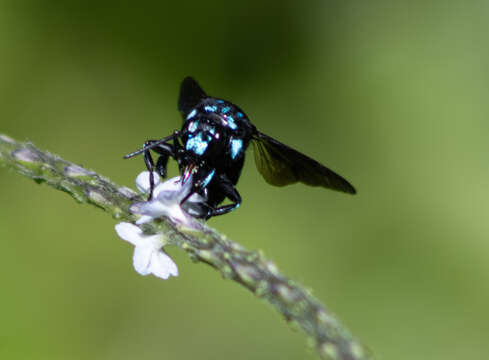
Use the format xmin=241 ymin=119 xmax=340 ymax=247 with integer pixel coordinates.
xmin=182 ymin=200 xmax=212 ymax=219
xmin=206 ymin=175 xmax=242 ymax=219
xmin=151 ymin=144 xmax=174 ymax=179
xmin=123 ymin=134 xmax=181 ymax=200
xmin=143 ymin=148 xmax=156 ymax=201
xmin=171 ymin=135 xmax=187 ymax=168
xmin=179 ymin=186 xmax=214 ymax=220
xmin=141 ymin=140 xmax=176 ymax=199
xmin=155 ymin=155 xmax=169 ymax=178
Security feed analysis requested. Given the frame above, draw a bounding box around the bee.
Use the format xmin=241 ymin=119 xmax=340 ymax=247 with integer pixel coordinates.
xmin=124 ymin=77 xmax=355 ymax=219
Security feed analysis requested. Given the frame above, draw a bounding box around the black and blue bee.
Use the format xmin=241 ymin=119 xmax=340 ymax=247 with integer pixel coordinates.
xmin=124 ymin=77 xmax=356 ymax=220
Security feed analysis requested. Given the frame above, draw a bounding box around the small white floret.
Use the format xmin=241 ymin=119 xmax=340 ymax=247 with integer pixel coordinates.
xmin=131 ymin=171 xmax=205 ymax=228
xmin=115 ymin=222 xmax=178 ymax=279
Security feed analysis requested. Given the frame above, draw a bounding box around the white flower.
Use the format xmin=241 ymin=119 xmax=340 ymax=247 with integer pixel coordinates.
xmin=131 ymin=171 xmax=205 ymax=228
xmin=114 ymin=171 xmax=207 ymax=279
xmin=115 ymin=222 xmax=178 ymax=279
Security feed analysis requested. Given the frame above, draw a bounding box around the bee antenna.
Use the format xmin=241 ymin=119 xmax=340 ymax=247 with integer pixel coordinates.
xmin=123 ymin=134 xmax=176 ymax=159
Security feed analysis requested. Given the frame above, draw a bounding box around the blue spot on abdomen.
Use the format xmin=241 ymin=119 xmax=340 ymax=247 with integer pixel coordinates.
xmin=230 ymin=138 xmax=243 ymax=159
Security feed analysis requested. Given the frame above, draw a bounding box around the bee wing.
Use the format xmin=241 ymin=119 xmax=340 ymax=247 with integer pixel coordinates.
xmin=252 ymin=132 xmax=356 ymax=194
xmin=178 ymin=77 xmax=208 ymax=118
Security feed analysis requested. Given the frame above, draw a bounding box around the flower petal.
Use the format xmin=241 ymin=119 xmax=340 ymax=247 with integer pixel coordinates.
xmin=115 ymin=222 xmax=143 ymax=246
xmin=132 ymin=245 xmax=154 ymax=275
xmin=136 ymin=171 xmax=161 ymax=194
xmin=136 ymin=194 xmax=186 ymax=222
xmin=115 ymin=221 xmax=178 ymax=279
xmin=135 ymin=215 xmax=154 ymax=225
xmin=149 ymin=250 xmax=179 ymax=279
xmin=153 ymin=176 xmax=183 ymax=198
xmin=160 ymin=250 xmax=178 ymax=277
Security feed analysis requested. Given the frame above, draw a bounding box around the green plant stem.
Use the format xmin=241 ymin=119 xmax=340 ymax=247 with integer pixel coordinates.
xmin=0 ymin=134 xmax=371 ymax=360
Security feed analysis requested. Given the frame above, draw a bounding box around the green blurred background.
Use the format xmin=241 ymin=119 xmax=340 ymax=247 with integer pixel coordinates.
xmin=1 ymin=1 xmax=488 ymax=359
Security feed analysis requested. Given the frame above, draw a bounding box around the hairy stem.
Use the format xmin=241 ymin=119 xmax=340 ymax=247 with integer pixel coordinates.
xmin=0 ymin=134 xmax=371 ymax=360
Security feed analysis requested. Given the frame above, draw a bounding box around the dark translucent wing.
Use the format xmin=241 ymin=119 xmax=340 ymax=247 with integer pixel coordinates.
xmin=252 ymin=132 xmax=356 ymax=194
xmin=178 ymin=77 xmax=207 ymax=117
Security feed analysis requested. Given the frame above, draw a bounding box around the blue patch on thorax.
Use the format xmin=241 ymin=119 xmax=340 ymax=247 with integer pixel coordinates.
xmin=204 ymin=105 xmax=218 ymax=112
xmin=186 ymin=132 xmax=208 ymax=155
xmin=188 ymin=120 xmax=198 ymax=132
xmin=186 ymin=109 xmax=197 ymax=120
